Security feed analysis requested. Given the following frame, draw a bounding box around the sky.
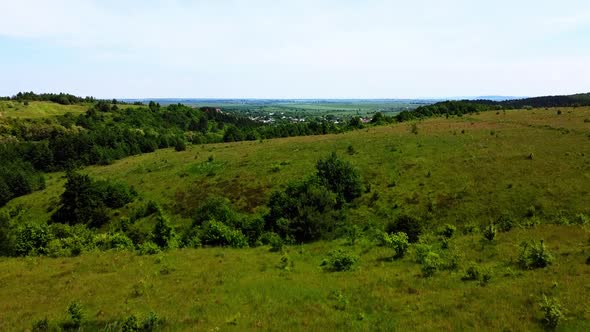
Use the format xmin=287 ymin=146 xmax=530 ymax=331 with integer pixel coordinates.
xmin=0 ymin=0 xmax=589 ymax=99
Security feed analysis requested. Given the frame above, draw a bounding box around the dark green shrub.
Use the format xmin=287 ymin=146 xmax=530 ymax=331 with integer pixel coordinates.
xmin=52 ymin=171 xmax=136 ymax=227
xmin=266 ymin=178 xmax=338 ymax=242
xmin=153 ymin=214 xmax=177 ymax=249
xmin=483 ymin=223 xmax=496 ymax=241
xmin=347 ymin=145 xmax=356 ymax=155
xmin=321 ymin=249 xmax=359 ymax=272
xmin=96 ymin=180 xmax=137 ymax=209
xmin=388 ymin=232 xmax=410 ymax=258
xmin=518 ymin=240 xmax=553 ymax=269
xmin=31 ymin=317 xmax=49 ymax=332
xmin=539 ymin=295 xmax=563 ymax=329
xmin=496 ymin=215 xmax=514 ymax=232
xmin=316 ymin=152 xmax=364 ymax=202
xmin=462 ymin=222 xmax=478 ymax=234
xmin=67 ymin=301 xmax=84 ymax=328
xmin=142 ymin=312 xmax=161 ymax=331
xmin=201 ymin=220 xmax=248 ymax=248
xmin=440 ymin=237 xmax=451 ymax=250
xmin=174 ymin=139 xmax=187 ymax=152
xmin=438 ymin=224 xmax=456 ymax=238
xmin=586 ymin=256 xmax=590 ymax=265
xmin=193 ymin=196 xmax=239 ymax=226
xmin=462 ymin=263 xmax=482 ymax=281
xmin=122 ymin=315 xmax=140 ymax=332
xmin=386 ymin=215 xmax=423 ymax=243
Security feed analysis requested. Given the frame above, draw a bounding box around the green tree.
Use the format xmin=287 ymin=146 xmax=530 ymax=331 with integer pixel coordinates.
xmin=153 ymin=213 xmax=177 ymax=249
xmin=316 ymin=152 xmax=363 ymax=203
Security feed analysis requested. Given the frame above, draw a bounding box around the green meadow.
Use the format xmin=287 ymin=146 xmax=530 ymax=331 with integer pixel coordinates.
xmin=1 ymin=106 xmax=590 ymax=330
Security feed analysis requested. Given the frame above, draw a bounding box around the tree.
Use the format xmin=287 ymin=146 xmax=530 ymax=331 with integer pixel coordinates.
xmin=371 ymin=112 xmax=384 ymax=124
xmin=385 ymin=215 xmax=423 ymax=243
xmin=153 ymin=213 xmax=177 ymax=249
xmin=266 ymin=178 xmax=338 ymax=242
xmin=316 ymin=152 xmax=363 ymax=203
xmin=198 ymin=116 xmax=209 ymax=133
xmin=52 ymin=171 xmax=108 ymax=226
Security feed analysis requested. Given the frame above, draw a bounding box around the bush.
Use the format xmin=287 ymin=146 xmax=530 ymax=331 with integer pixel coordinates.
xmin=201 ymin=219 xmax=248 ymax=248
xmin=262 ymin=232 xmax=284 ymax=252
xmin=321 ymin=249 xmax=359 ymax=272
xmin=138 ymin=241 xmax=161 ymax=255
xmin=123 ymin=315 xmax=140 ymax=332
xmin=266 ymin=178 xmax=338 ymax=242
xmin=153 ymin=214 xmax=177 ymax=249
xmin=67 ymin=301 xmax=84 ymax=328
xmin=573 ymin=213 xmax=590 ymax=225
xmin=438 ymin=224 xmax=456 ymax=238
xmin=52 ymin=171 xmax=136 ymax=227
xmin=373 ymin=230 xmax=391 ymax=247
xmin=462 ymin=222 xmax=478 ymax=234
xmin=142 ymin=312 xmax=161 ymax=331
xmin=462 ymin=262 xmax=482 ymax=281
xmin=539 ymin=295 xmax=563 ymax=329
xmin=94 ymin=232 xmax=134 ymax=251
xmin=421 ymin=251 xmax=441 ymax=277
xmin=278 ymin=253 xmax=294 ymax=271
xmin=31 ymin=317 xmax=49 ymax=332
xmin=385 ymin=215 xmax=423 ymax=243
xmin=518 ymin=240 xmax=553 ymax=269
xmin=316 ymin=152 xmax=364 ymax=202
xmin=414 ymin=243 xmax=433 ymax=264
xmin=345 ymin=224 xmax=363 ymax=245
xmin=174 ymin=139 xmax=187 ymax=152
xmin=388 ymin=232 xmax=410 ymax=258
xmin=14 ymin=222 xmax=53 ymax=256
xmin=496 ymin=215 xmax=514 ymax=232
xmin=483 ymin=223 xmax=496 ymax=241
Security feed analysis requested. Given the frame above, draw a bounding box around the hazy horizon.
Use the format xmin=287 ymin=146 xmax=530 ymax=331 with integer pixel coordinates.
xmin=1 ymin=1 xmax=589 ymax=99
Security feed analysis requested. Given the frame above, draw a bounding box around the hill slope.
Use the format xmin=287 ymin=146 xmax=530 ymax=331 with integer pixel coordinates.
xmin=1 ymin=106 xmax=590 ymax=330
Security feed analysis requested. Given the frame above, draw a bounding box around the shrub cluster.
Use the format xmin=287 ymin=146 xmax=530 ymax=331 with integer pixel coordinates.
xmin=266 ymin=153 xmax=363 ymax=243
xmin=321 ymin=249 xmax=359 ymax=272
xmin=52 ymin=171 xmax=136 ymax=227
xmin=518 ymin=240 xmax=554 ymax=269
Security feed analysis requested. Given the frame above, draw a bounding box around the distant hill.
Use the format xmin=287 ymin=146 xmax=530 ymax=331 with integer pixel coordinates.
xmin=500 ymin=92 xmax=590 ymax=108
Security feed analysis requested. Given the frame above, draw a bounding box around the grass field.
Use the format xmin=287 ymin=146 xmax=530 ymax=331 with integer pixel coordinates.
xmin=1 ymin=106 xmax=590 ymax=330
xmin=0 ymin=225 xmax=588 ymax=331
xmin=0 ymin=101 xmax=90 ymax=119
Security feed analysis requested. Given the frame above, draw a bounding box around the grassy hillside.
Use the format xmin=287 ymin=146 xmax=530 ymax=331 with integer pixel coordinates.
xmin=1 ymin=106 xmax=590 ymax=330
xmin=0 ymin=101 xmax=89 ymax=119
xmin=6 ymin=106 xmax=590 ymax=226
